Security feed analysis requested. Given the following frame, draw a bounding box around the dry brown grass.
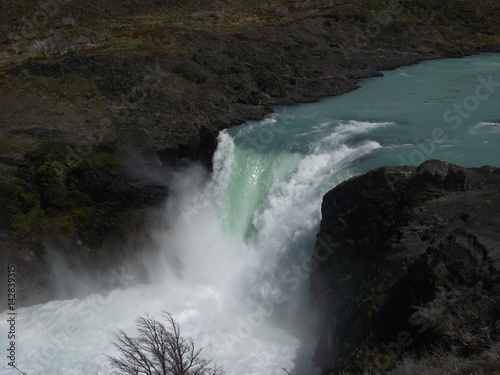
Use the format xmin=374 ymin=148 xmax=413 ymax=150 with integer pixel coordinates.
xmin=388 ymin=346 xmax=500 ymax=375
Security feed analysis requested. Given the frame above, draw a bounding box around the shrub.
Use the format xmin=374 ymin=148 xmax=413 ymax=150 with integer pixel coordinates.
xmin=62 ymin=17 xmax=78 ymax=27
xmin=255 ymin=69 xmax=281 ymax=94
xmin=172 ymin=62 xmax=207 ymax=84
xmin=26 ymin=141 xmax=70 ymax=167
xmin=412 ymin=285 xmax=499 ymax=356
xmin=37 ymin=161 xmax=68 ymax=210
xmin=28 ymin=34 xmax=67 ymax=55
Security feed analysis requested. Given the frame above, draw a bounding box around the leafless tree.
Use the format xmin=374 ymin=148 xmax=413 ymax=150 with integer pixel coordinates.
xmin=281 ymin=366 xmax=297 ymax=375
xmin=109 ymin=312 xmax=225 ymax=375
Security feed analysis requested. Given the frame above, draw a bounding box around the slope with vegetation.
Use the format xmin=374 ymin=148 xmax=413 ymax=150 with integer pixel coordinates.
xmin=0 ymin=0 xmax=499 ymax=305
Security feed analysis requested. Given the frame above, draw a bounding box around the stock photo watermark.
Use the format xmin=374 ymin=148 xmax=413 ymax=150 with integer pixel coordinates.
xmin=53 ymin=61 xmax=170 ymax=184
xmin=7 ymin=0 xmax=70 ymax=53
xmin=386 ymin=73 xmax=500 ymax=188
xmin=359 ymin=277 xmax=466 ymax=372
xmin=442 ymin=74 xmax=500 ymax=131
xmin=229 ymin=236 xmax=339 ymax=344
xmin=6 ymin=265 xmax=17 ymax=370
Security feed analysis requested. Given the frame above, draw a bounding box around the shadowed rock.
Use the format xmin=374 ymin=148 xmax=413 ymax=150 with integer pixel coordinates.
xmin=311 ymin=160 xmax=500 ymax=373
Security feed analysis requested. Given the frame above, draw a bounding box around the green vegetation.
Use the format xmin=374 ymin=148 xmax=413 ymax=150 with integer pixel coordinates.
xmin=26 ymin=141 xmax=70 ymax=167
xmin=172 ymin=62 xmax=207 ymax=84
xmin=255 ymin=69 xmax=282 ymax=94
xmin=360 ymin=0 xmax=395 ymax=11
xmin=37 ymin=161 xmax=69 ymax=210
xmin=362 ymin=283 xmax=388 ymax=320
xmin=0 ymin=182 xmax=22 ymax=217
xmin=0 ymin=140 xmax=123 ymax=247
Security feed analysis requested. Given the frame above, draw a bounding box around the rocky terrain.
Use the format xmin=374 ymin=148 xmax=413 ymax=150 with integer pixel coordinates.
xmin=0 ymin=0 xmax=499 ymax=309
xmin=311 ymin=160 xmax=500 ymax=373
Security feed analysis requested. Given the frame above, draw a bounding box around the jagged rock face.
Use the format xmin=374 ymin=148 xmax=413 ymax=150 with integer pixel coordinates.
xmin=311 ymin=160 xmax=500 ymax=373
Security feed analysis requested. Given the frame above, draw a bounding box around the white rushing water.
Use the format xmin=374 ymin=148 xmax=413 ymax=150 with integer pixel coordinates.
xmin=0 ymin=117 xmax=384 ymax=375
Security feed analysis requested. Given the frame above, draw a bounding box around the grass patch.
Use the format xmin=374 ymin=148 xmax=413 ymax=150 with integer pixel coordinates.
xmin=171 ymin=62 xmax=206 ymax=84
xmin=0 ymin=182 xmax=22 ymax=218
xmin=25 ymin=141 xmax=71 ymax=167
xmin=0 ymin=139 xmax=25 ymax=157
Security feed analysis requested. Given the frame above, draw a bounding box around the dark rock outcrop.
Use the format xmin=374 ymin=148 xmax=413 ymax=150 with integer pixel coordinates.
xmin=311 ymin=160 xmax=500 ymax=373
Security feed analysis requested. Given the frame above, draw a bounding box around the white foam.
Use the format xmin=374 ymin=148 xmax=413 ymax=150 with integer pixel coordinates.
xmin=469 ymin=122 xmax=500 ymax=134
xmin=314 ymin=120 xmax=394 ymax=152
xmin=0 ymin=135 xmax=300 ymax=375
xmin=0 ymin=118 xmax=384 ymax=375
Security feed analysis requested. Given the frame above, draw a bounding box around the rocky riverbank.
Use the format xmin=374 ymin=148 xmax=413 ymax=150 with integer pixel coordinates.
xmin=311 ymin=160 xmax=500 ymax=373
xmin=0 ymin=0 xmax=499 ymax=305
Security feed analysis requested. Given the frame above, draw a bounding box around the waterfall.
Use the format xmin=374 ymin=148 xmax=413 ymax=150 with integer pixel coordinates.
xmin=2 ymin=53 xmax=498 ymax=375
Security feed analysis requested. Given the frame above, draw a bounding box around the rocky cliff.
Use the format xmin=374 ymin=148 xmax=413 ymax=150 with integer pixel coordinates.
xmin=311 ymin=160 xmax=500 ymax=373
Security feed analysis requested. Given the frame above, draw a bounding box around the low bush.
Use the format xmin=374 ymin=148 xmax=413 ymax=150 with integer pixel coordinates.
xmin=172 ymin=62 xmax=207 ymax=84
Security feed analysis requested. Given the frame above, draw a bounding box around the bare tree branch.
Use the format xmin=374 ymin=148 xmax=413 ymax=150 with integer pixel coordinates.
xmin=281 ymin=366 xmax=297 ymax=375
xmin=108 ymin=311 xmax=225 ymax=375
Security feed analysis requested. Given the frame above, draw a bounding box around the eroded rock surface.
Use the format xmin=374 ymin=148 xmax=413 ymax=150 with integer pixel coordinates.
xmin=312 ymin=160 xmax=500 ymax=373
